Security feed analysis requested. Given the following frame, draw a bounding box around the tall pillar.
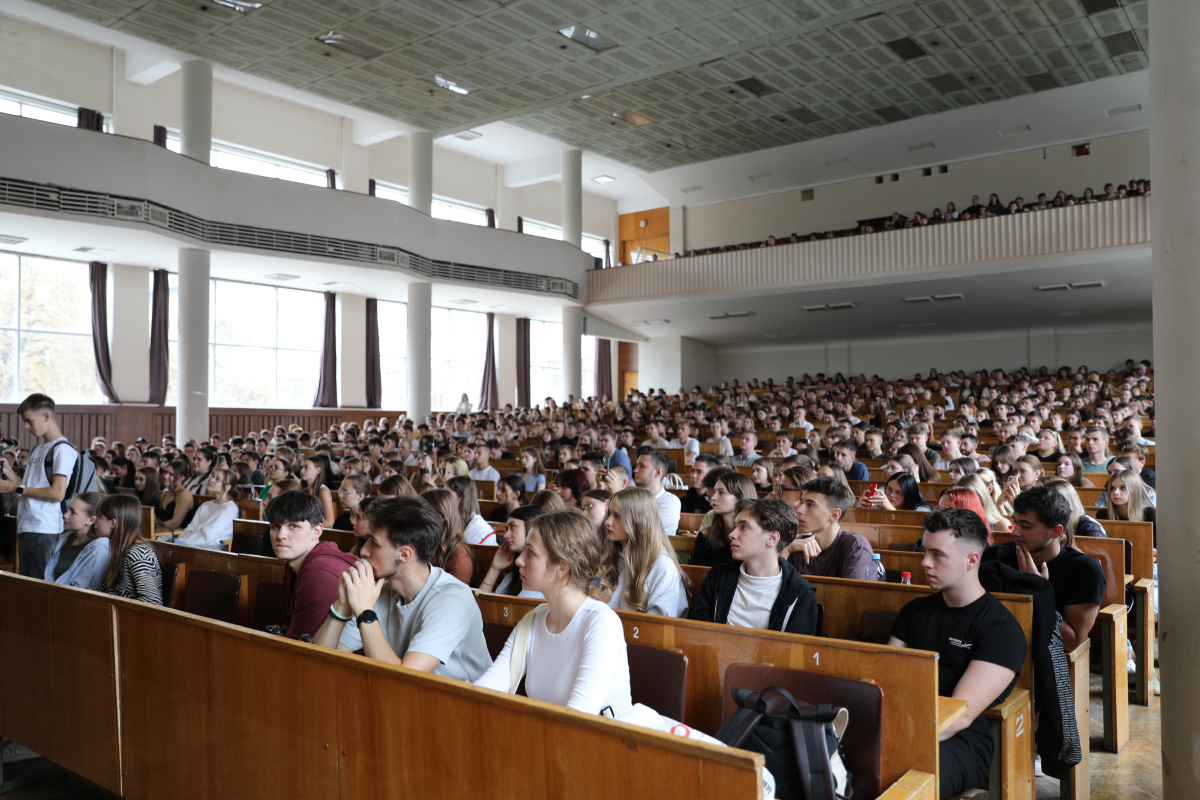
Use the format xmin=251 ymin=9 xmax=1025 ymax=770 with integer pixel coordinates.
xmin=176 ymin=249 xmax=210 ymax=443
xmin=495 ymin=313 xmax=517 ymax=408
xmin=407 ymin=282 xmax=432 ymax=421
xmin=669 ymin=205 xmax=685 ymax=255
xmin=180 ymin=60 xmax=212 ymax=165
xmin=1150 ymin=3 xmax=1200 ymax=794
xmin=408 ymin=131 xmax=433 ymax=216
xmin=336 ymin=293 xmax=367 ymax=407
xmin=340 ymin=117 xmax=370 ymax=194
xmin=110 ymin=264 xmax=151 ymax=403
xmin=561 ymin=149 xmax=582 ymax=249
xmin=561 ymin=305 xmax=583 ymax=403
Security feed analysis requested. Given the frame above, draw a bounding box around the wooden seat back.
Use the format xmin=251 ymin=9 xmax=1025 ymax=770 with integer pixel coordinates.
xmin=252 ymin=580 xmax=287 ymax=630
xmin=181 ymin=569 xmax=244 ymax=625
xmin=149 ymin=540 xmax=283 ymax=627
xmin=679 ymin=513 xmax=706 ymax=533
xmin=629 ymin=643 xmax=689 ymax=722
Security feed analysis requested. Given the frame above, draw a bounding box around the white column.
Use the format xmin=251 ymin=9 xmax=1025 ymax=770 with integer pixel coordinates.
xmin=176 ymin=249 xmax=210 ymax=443
xmin=337 ymin=293 xmax=367 ymax=408
xmin=561 ymin=149 xmax=582 ymax=249
xmin=407 ymin=282 xmax=432 ymax=421
xmin=408 ymin=131 xmax=433 ymax=216
xmin=1151 ymin=2 xmax=1200 ymax=794
xmin=340 ymin=117 xmax=370 ymax=194
xmin=669 ymin=205 xmax=685 ymax=255
xmin=561 ymin=305 xmax=583 ymax=402
xmin=110 ymin=264 xmax=150 ymax=403
xmin=495 ymin=313 xmax=517 ymax=408
xmin=180 ymin=60 xmax=212 ymax=165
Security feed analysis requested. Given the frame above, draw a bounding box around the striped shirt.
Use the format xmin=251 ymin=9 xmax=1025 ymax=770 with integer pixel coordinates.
xmin=99 ymin=543 xmax=164 ymax=606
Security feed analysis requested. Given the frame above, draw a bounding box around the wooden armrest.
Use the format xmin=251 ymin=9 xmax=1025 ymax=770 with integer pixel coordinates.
xmin=1066 ymin=641 xmax=1090 ymax=663
xmin=876 ymin=770 xmax=936 ymax=800
xmin=1123 ymin=574 xmax=1134 ymax=586
xmin=1098 ymin=603 xmax=1127 ymax=621
xmin=151 ymin=530 xmax=173 ymax=540
xmin=937 ymin=696 xmax=970 ymax=734
xmin=1133 ymin=578 xmax=1153 ymax=592
xmin=984 ymin=688 xmax=1029 ymax=721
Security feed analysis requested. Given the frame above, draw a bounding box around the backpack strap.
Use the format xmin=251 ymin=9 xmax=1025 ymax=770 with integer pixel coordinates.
xmin=506 ymin=611 xmax=535 ymax=694
xmin=791 ymin=715 xmax=838 ymax=800
xmin=715 ymin=686 xmax=766 ymax=748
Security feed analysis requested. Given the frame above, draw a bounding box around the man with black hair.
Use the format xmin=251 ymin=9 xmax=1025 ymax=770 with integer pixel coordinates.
xmin=633 ymin=446 xmax=680 ymax=536
xmin=242 ymin=450 xmax=265 ymax=486
xmin=314 ymin=496 xmax=491 ymax=679
xmin=681 ymin=454 xmax=720 ymax=514
xmin=267 ymin=491 xmax=358 ymax=639
xmin=982 ymin=486 xmax=1104 ymax=652
xmin=889 ymin=508 xmax=1027 ymax=800
xmin=787 ymin=477 xmax=874 ymax=580
xmin=486 ymin=438 xmax=516 ymax=461
xmin=689 ymin=496 xmax=819 ymax=635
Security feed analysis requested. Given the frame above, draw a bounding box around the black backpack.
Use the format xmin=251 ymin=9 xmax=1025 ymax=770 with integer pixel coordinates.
xmin=44 ymin=440 xmax=99 ymax=513
xmin=716 ymin=685 xmax=852 ymax=800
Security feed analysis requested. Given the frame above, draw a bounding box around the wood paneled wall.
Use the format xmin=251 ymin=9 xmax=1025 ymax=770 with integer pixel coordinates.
xmin=618 ymin=341 xmax=639 ymax=398
xmin=618 ymin=206 xmax=670 ymax=265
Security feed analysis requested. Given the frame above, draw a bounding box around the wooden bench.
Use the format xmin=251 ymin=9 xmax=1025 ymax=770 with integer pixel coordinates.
xmin=147 ymin=540 xmax=278 ymax=628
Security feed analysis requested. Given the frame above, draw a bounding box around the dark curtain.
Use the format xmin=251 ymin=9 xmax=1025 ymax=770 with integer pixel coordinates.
xmin=89 ymin=262 xmax=120 ymax=404
xmin=486 ymin=208 xmax=496 ymax=228
xmin=517 ymin=216 xmax=524 ymax=234
xmin=312 ymin=292 xmax=338 ymax=408
xmin=325 ymin=168 xmax=337 ymax=189
xmin=153 ymin=125 xmax=168 ymax=147
xmin=365 ymin=298 xmax=382 ymax=409
xmin=515 ymin=317 xmax=531 ymax=408
xmin=77 ymin=108 xmax=103 ymax=132
xmin=603 ymin=239 xmax=611 ymax=269
xmin=149 ymin=269 xmax=169 ymax=406
xmin=478 ymin=313 xmax=499 ymax=411
xmin=368 ymin=179 xmax=377 ymax=197
xmin=595 ymin=338 xmax=613 ymax=399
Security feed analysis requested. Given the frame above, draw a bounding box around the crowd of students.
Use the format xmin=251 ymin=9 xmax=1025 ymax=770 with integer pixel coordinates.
xmin=0 ymin=359 xmax=1154 ymax=799
xmin=677 ymin=179 xmax=1151 ymax=258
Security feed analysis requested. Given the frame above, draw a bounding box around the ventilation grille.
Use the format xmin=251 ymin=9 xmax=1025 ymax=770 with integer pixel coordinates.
xmin=0 ymin=177 xmax=579 ymax=300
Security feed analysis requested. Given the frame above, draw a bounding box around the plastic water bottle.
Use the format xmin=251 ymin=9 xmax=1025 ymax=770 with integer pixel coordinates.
xmin=900 ymin=572 xmax=912 ymax=585
xmin=871 ymin=553 xmax=886 ymax=582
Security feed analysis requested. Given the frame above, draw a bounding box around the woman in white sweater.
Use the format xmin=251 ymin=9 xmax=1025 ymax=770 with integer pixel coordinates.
xmin=474 ymin=510 xmax=632 ymax=716
xmin=171 ymin=468 xmax=240 ymax=550
xmin=599 ymin=488 xmax=691 ymax=617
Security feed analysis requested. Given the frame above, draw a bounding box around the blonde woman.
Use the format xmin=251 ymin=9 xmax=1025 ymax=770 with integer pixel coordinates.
xmin=957 ymin=470 xmax=1013 ymax=533
xmin=1042 ymin=478 xmax=1107 ymax=540
xmin=437 ymin=455 xmax=470 ymax=487
xmin=599 ymin=488 xmax=690 ymax=617
xmin=169 ymin=468 xmax=242 ymax=550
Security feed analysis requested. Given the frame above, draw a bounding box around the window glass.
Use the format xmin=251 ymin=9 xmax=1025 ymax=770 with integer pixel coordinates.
xmin=164 ymin=133 xmax=330 ymax=188
xmin=430 ymin=306 xmax=488 ymax=411
xmin=529 ymin=320 xmax=562 ymax=406
xmin=0 ymin=252 xmax=16 ymax=329
xmin=377 ymin=300 xmax=407 ymax=410
xmin=277 ymin=288 xmax=325 ymax=351
xmin=213 ymin=344 xmax=276 ymax=407
xmin=581 ymin=334 xmax=596 ymax=400
xmin=20 ymin=257 xmax=91 ymax=334
xmin=213 ymin=281 xmax=275 ymax=347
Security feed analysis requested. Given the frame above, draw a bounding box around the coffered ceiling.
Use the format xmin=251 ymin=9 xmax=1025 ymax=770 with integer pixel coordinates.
xmin=29 ymin=0 xmax=1149 ymax=173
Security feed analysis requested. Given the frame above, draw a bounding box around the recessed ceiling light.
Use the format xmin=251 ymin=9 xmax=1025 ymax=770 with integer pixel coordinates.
xmin=74 ymin=246 xmax=117 ymax=255
xmin=454 ymin=130 xmax=483 ymax=141
xmin=933 ymin=293 xmax=965 ymax=300
xmin=733 ymin=77 xmax=777 ymax=97
xmin=558 ymin=25 xmax=618 ymax=53
xmin=214 ymin=0 xmax=262 ymax=11
xmin=644 ymin=319 xmax=670 ymax=325
xmin=1000 ymin=124 xmax=1032 ymax=136
xmin=1107 ymin=103 xmax=1142 ymax=117
xmin=875 ymin=105 xmax=909 ymax=123
xmin=749 ymin=172 xmax=774 ymax=181
xmin=906 ymin=142 xmax=935 ymax=152
xmin=707 ymin=311 xmax=755 ymax=319
xmin=885 ymin=37 xmax=927 ymax=61
xmin=264 ymin=273 xmax=301 ymax=281
xmin=591 ymin=175 xmax=615 ymax=184
xmin=1036 ymin=284 xmax=1070 ymax=291
xmin=788 ymin=107 xmax=822 ymax=124
xmin=904 ymin=296 xmax=934 ymax=303
xmin=320 ymin=281 xmax=351 ymax=286
xmin=0 ymin=234 xmax=28 ymax=245
xmin=825 ymin=158 xmax=851 ymax=167
xmin=1025 ymin=73 xmax=1059 ymax=92
xmin=451 ymin=299 xmax=478 ymax=305
xmin=316 ymin=32 xmax=384 ymax=59
xmin=613 ymin=110 xmax=653 ymax=127
xmin=804 ymin=303 xmax=856 ymax=312
xmin=425 ymin=74 xmax=480 ymax=96
xmin=1070 ymin=280 xmax=1105 ymax=289
xmin=681 ymin=185 xmax=703 ymax=193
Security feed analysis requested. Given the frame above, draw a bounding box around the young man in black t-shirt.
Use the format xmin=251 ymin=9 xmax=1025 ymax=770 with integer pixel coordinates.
xmin=889 ymin=508 xmax=1027 ymax=800
xmin=981 ymin=486 xmax=1105 ymax=653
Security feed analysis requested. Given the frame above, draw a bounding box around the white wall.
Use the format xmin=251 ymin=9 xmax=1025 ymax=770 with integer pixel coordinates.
xmin=684 ymin=130 xmax=1150 ymax=251
xmin=712 ymin=323 xmax=1153 ymax=383
xmin=641 ymin=336 xmax=717 ymax=393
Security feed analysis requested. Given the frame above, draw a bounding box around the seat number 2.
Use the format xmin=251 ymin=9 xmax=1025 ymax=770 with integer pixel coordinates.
xmin=632 ymin=626 xmax=640 ymax=639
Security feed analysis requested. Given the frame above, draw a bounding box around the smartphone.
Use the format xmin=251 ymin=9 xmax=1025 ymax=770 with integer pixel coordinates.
xmin=867 ymin=483 xmax=877 ymax=496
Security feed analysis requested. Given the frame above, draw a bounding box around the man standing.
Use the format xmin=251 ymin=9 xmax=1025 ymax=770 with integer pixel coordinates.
xmin=0 ymin=394 xmax=78 ymax=579
xmin=632 ymin=447 xmax=681 ymax=536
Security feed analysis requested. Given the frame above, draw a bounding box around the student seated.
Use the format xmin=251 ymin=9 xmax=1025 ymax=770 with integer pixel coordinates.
xmin=45 ymin=492 xmax=109 ymax=588
xmin=168 ymin=468 xmax=241 ymax=550
xmin=600 ymin=487 xmax=690 ymax=617
xmin=267 ymin=490 xmax=358 ymax=639
xmin=420 ymin=489 xmax=477 ymax=585
xmin=831 ymin=440 xmax=869 ymax=481
xmin=332 ymin=474 xmax=370 ymax=531
xmin=468 ymin=443 xmax=501 ymax=483
xmin=982 ymin=486 xmax=1104 ymax=653
xmin=689 ymin=495 xmax=819 ymax=635
xmin=692 ymin=469 xmax=757 ymax=567
xmin=787 ymin=477 xmax=875 ymax=580
xmin=313 ymin=496 xmax=492 ymax=680
xmin=580 ymin=489 xmax=611 ymax=527
xmin=474 ymin=510 xmax=632 ymax=715
xmin=487 ymin=475 xmax=526 ymax=523
xmin=631 ymin=447 xmax=681 ymax=535
xmin=446 ymin=475 xmax=496 ymax=545
xmin=888 ymin=508 xmax=1026 ymax=800
xmin=478 ymin=505 xmax=555 ymax=598
xmin=95 ymin=494 xmax=163 ymax=605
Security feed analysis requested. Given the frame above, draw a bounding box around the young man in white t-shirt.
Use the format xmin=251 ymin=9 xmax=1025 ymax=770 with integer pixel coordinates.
xmin=0 ymin=394 xmax=78 ymax=579
xmin=688 ymin=496 xmax=819 ymax=635
xmin=467 ymin=444 xmax=501 ymax=483
xmin=666 ymin=420 xmax=700 ymax=465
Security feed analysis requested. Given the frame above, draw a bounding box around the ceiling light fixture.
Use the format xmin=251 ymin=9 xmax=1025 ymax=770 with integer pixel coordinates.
xmin=904 ymin=296 xmax=934 ymax=303
xmin=825 ymin=158 xmax=850 ymax=167
xmin=933 ymin=293 xmax=965 ymax=300
xmin=1000 ymin=124 xmax=1032 ymax=136
xmin=707 ymin=311 xmax=755 ymax=319
xmin=74 ymin=246 xmax=116 ymax=255
xmin=804 ymin=303 xmax=856 ymax=312
xmin=424 ymin=74 xmax=481 ymax=96
xmin=885 ymin=37 xmax=927 ymax=61
xmin=451 ymin=299 xmax=478 ymax=305
xmin=1107 ymin=103 xmax=1142 ymax=117
xmin=1035 ymin=284 xmax=1070 ymax=291
xmin=214 ymin=0 xmax=262 ymax=11
xmin=320 ymin=281 xmax=351 ymax=286
xmin=0 ymin=234 xmax=28 ymax=245
xmin=558 ymin=25 xmax=618 ymax=53
xmin=454 ymin=130 xmax=483 ymax=141
xmin=907 ymin=142 xmax=935 ymax=152
xmin=613 ymin=110 xmax=652 ymax=126
xmin=316 ymin=32 xmax=384 ymax=59
xmin=591 ymin=175 xmax=615 ymax=184
xmin=264 ymin=273 xmax=301 ymax=281
xmin=680 ymin=185 xmax=703 ymax=193
xmin=1070 ymin=280 xmax=1105 ymax=289
xmin=665 ymin=134 xmax=701 ymax=149
xmin=644 ymin=319 xmax=670 ymax=325
xmin=749 ymin=172 xmax=773 ymax=181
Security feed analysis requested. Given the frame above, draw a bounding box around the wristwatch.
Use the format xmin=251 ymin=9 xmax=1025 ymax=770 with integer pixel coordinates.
xmin=356 ymin=609 xmax=379 ymax=626
xmin=15 ymin=486 xmax=23 ymax=496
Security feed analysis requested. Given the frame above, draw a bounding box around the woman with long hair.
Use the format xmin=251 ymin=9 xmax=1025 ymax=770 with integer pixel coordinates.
xmin=554 ymin=468 xmax=589 ymax=508
xmin=259 ymin=453 xmax=295 ymax=501
xmin=185 ymin=449 xmax=215 ymax=495
xmin=45 ymin=492 xmax=110 ymax=587
xmin=107 ymin=456 xmax=137 ymax=492
xmin=96 ymin=494 xmax=163 ymax=604
xmin=1096 ymin=469 xmax=1157 ymax=543
xmin=473 ymin=510 xmax=632 ymax=716
xmin=155 ymin=459 xmax=196 ymax=534
xmin=898 ymin=443 xmax=940 ymax=483
xmin=488 ymin=474 xmax=526 ymax=523
xmin=171 ymin=468 xmax=242 ymax=550
xmin=695 ymin=470 xmax=757 ymax=567
xmin=990 ymin=445 xmax=1018 ymax=481
xmin=134 ymin=467 xmax=160 ymax=508
xmin=947 ymin=457 xmax=977 ymax=484
xmin=818 ymin=464 xmax=851 ymax=489
xmin=1056 ymin=453 xmax=1095 ymax=488
xmin=859 ymin=471 xmax=931 ymax=512
xmin=913 ymin=486 xmax=996 ymax=552
xmin=421 ymin=488 xmax=476 ymax=585
xmin=477 ymin=504 xmax=549 ymax=599
xmin=999 ymin=454 xmax=1044 ymax=505
xmin=437 ymin=455 xmax=470 ymax=487
xmin=378 ymin=473 xmax=417 ymax=498
xmin=1035 ymin=430 xmax=1065 ymax=463
xmin=333 ymin=474 xmax=371 ymax=531
xmin=519 ymin=447 xmax=547 ymax=493
xmin=884 ymin=454 xmax=920 ymax=482
xmin=599 ymin=488 xmax=690 ymax=617
xmin=1042 ymin=478 xmax=1107 ymax=540
xmin=957 ymin=470 xmax=1013 ymax=533
xmin=299 ymin=456 xmax=336 ymax=528
xmin=750 ymin=459 xmax=774 ymax=494
xmin=446 ymin=475 xmax=497 ymax=545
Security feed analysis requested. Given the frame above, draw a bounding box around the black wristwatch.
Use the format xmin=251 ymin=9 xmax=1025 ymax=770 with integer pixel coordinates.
xmin=15 ymin=486 xmax=23 ymax=496
xmin=356 ymin=609 xmax=379 ymax=626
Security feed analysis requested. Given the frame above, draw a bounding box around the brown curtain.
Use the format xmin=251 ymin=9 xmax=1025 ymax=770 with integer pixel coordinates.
xmin=515 ymin=317 xmax=530 ymax=408
xmin=312 ymin=292 xmax=338 ymax=408
xmin=595 ymin=338 xmax=612 ymax=399
xmin=77 ymin=108 xmax=103 ymax=132
xmin=89 ymin=262 xmax=120 ymax=403
xmin=486 ymin=208 xmax=496 ymax=228
xmin=603 ymin=239 xmax=611 ymax=269
xmin=365 ymin=298 xmax=382 ymax=409
xmin=517 ymin=216 xmax=524 ymax=234
xmin=479 ymin=312 xmax=499 ymax=410
xmin=325 ymin=168 xmax=337 ymax=189
xmin=153 ymin=125 xmax=168 ymax=147
xmin=149 ymin=269 xmax=169 ymax=406
xmin=368 ymin=179 xmax=377 ymax=197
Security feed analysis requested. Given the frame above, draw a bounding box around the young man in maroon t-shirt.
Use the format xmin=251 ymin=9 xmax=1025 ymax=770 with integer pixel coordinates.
xmin=267 ymin=491 xmax=358 ymax=639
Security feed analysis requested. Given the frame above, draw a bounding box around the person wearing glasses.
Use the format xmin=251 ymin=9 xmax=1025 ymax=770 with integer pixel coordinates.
xmin=333 ymin=474 xmax=370 ymax=531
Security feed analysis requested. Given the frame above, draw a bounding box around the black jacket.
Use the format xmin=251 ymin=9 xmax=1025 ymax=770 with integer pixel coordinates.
xmin=688 ymin=557 xmax=819 ymax=636
xmin=680 ymin=488 xmax=712 ymax=514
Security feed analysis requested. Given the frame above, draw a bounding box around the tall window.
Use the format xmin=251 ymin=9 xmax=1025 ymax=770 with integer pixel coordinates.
xmin=520 ymin=218 xmax=610 ymax=262
xmin=377 ymin=300 xmax=407 ymax=410
xmin=0 ymin=252 xmax=103 ymax=404
xmin=430 ymin=307 xmax=488 ymax=411
xmin=0 ymin=86 xmax=98 ymax=129
xmin=374 ymin=182 xmax=489 ymax=226
xmin=581 ymin=335 xmax=596 ymax=400
xmin=165 ymin=133 xmax=328 ymax=188
xmin=528 ymin=321 xmax=598 ymax=405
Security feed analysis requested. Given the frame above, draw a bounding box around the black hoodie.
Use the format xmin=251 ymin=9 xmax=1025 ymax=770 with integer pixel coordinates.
xmin=688 ymin=557 xmax=820 ymax=635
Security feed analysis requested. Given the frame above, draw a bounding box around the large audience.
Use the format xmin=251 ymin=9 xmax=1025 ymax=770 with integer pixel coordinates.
xmin=1 ymin=358 xmax=1155 ymax=797
xmin=677 ymin=178 xmax=1151 ymax=258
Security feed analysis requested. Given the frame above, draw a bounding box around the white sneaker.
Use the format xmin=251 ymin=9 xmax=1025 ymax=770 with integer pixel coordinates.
xmin=1 ymin=740 xmax=39 ymax=763
xmin=1034 ymin=755 xmax=1045 ymax=777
